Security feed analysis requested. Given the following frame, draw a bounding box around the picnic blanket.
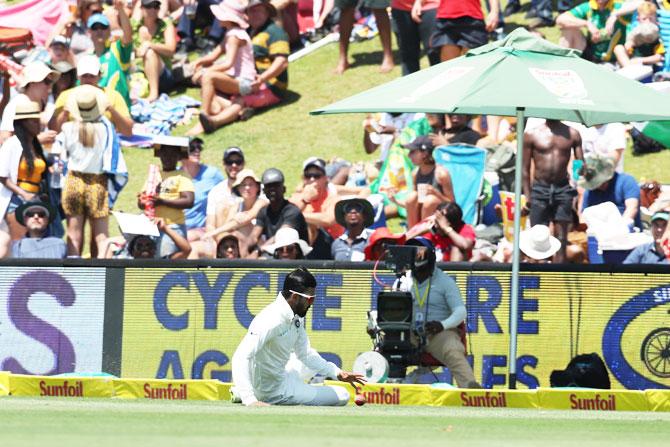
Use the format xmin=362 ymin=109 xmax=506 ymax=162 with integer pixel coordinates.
xmin=0 ymin=0 xmax=70 ymax=46
xmin=130 ymin=94 xmax=200 ymax=135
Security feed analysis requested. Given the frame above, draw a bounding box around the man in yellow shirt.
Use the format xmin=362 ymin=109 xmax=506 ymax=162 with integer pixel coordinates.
xmin=49 ymin=55 xmax=133 ymax=136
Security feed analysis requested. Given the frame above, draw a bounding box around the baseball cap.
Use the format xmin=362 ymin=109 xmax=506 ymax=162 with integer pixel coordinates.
xmin=141 ymin=0 xmax=161 ymax=5
xmin=50 ymin=35 xmax=70 ymax=48
xmin=651 ymin=211 xmax=669 ymax=222
xmin=87 ymin=13 xmax=110 ymax=28
xmin=224 ymin=146 xmax=244 ymax=161
xmin=77 ymin=54 xmax=101 ymax=77
xmin=302 ymin=157 xmax=326 ymax=173
xmin=402 ymin=135 xmax=434 ymax=152
xmin=262 ymin=168 xmax=284 ymax=185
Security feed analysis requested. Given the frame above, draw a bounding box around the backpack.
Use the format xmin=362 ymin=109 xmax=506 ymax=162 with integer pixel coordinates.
xmin=550 ymin=353 xmax=611 ymax=389
xmin=631 ymin=127 xmax=665 ymax=155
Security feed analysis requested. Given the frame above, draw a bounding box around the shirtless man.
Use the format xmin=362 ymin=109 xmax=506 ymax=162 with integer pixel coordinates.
xmin=522 ymin=119 xmax=584 ymax=263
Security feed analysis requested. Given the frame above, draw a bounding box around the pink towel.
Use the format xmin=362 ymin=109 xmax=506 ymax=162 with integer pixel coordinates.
xmin=0 ymin=0 xmax=71 ymax=46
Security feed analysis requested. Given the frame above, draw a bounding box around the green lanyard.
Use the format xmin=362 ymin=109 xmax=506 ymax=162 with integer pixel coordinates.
xmin=413 ymin=278 xmax=430 ymax=310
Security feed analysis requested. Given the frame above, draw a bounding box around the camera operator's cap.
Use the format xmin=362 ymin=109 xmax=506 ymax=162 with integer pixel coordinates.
xmin=246 ymin=0 xmax=277 ymax=17
xmin=519 ymin=225 xmax=560 ymax=260
xmin=262 ymin=168 xmax=284 ymax=185
xmin=651 ymin=211 xmax=670 ymax=222
xmin=13 ymin=97 xmax=42 ymax=121
xmin=77 ymin=54 xmax=101 ymax=77
xmin=15 ymin=199 xmax=56 ymax=227
xmin=223 ymin=146 xmax=244 ymax=161
xmin=302 ymin=157 xmax=326 ymax=174
xmin=87 ymin=13 xmax=110 ymax=28
xmin=577 ymin=153 xmax=616 ymax=190
xmin=402 ymin=135 xmax=434 ymax=152
xmin=18 ymin=61 xmax=60 ymax=90
xmin=364 ymin=227 xmax=405 ymax=260
xmin=335 ymin=196 xmax=375 ymax=228
xmin=50 ymin=35 xmax=70 ymax=48
xmin=405 ymin=236 xmax=434 ymax=250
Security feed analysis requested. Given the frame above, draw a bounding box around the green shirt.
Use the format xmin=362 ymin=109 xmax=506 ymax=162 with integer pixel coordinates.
xmin=251 ymin=20 xmax=289 ymax=97
xmin=569 ymin=0 xmax=630 ymax=61
xmin=131 ymin=18 xmax=172 ymax=69
xmin=98 ymin=39 xmax=132 ymax=107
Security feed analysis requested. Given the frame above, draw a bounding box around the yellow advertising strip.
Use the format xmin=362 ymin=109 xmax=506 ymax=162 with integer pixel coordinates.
xmin=113 ymin=378 xmax=220 ymax=400
xmin=0 ymin=371 xmax=10 ymax=396
xmin=217 ymin=382 xmax=232 ymax=401
xmin=538 ymin=388 xmax=649 ymax=411
xmin=434 ymin=389 xmax=539 ymax=409
xmin=9 ymin=375 xmax=113 ymax=398
xmin=325 ymin=380 xmax=433 ymax=406
xmin=645 ymin=390 xmax=670 ymax=412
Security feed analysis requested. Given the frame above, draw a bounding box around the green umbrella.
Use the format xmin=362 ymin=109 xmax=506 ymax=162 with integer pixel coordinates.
xmin=311 ymin=28 xmax=670 ymax=389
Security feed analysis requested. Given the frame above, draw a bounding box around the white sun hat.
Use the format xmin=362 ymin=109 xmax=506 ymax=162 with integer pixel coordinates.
xmin=519 ymin=225 xmax=561 ymax=260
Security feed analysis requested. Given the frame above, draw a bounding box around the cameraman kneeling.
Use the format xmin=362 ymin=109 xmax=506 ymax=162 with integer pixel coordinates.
xmin=397 ymin=237 xmax=481 ymax=388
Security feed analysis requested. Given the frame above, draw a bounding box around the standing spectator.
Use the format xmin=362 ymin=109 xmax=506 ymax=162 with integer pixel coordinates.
xmin=250 ymin=168 xmax=308 ymax=249
xmin=55 ymin=86 xmax=114 ymax=257
xmin=579 ymin=153 xmax=641 ymax=230
xmin=332 ymin=0 xmax=395 ymax=74
xmin=579 ymin=123 xmax=626 ymax=173
xmin=556 ymin=0 xmax=629 ymax=63
xmin=0 ymin=99 xmax=48 ymax=245
xmin=289 ymin=157 xmax=343 ymax=258
xmin=331 ymin=197 xmax=375 ymax=261
xmin=11 ymin=200 xmax=66 ymax=259
xmin=431 ymin=0 xmax=499 ymax=62
xmin=263 ymin=227 xmax=312 ymax=259
xmin=0 ymin=62 xmax=60 ymax=144
xmin=133 ymin=0 xmax=178 ymax=101
xmin=48 ymin=35 xmax=75 ymax=66
xmin=47 ymin=0 xmax=104 ymax=58
xmin=51 ymin=55 xmax=133 ymax=137
xmin=181 ymin=137 xmax=225 ymax=240
xmin=188 ymin=0 xmax=258 ymax=134
xmin=624 ymin=211 xmax=669 ymax=264
xmin=392 ymin=0 xmax=440 ymax=75
xmin=52 ymin=62 xmax=78 ymax=101
xmin=87 ymin=4 xmax=133 ymax=106
xmin=401 ymin=136 xmax=455 ymax=229
xmin=141 ymin=136 xmax=195 ymax=258
xmin=425 ymin=202 xmax=476 ymax=262
xmin=177 ymin=0 xmax=225 ymax=55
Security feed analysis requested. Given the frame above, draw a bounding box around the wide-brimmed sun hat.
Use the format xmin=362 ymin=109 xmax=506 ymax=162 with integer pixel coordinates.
xmin=263 ymin=227 xmax=312 ymax=257
xmin=15 ymin=199 xmax=57 ymax=227
xmin=335 ymin=196 xmax=375 ymax=228
xmin=211 ymin=0 xmax=249 ymax=28
xmin=232 ymin=168 xmax=261 ymax=194
xmin=519 ymin=225 xmax=561 ymax=260
xmin=18 ymin=61 xmax=60 ymax=91
xmin=577 ymin=153 xmax=616 ymax=190
xmin=67 ymin=84 xmax=107 ymax=122
xmin=13 ymin=97 xmax=42 ymax=121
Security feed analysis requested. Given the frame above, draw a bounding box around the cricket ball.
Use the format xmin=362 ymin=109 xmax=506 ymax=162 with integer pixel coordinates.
xmin=355 ymin=394 xmax=366 ymax=406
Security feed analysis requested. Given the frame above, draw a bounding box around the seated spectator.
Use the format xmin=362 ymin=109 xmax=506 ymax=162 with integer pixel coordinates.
xmin=107 ymin=217 xmax=192 ymax=259
xmin=400 ymin=136 xmax=455 ymax=229
xmin=51 ymin=55 xmax=133 ymax=136
xmin=331 ymin=197 xmax=375 ymax=261
xmin=263 ymin=226 xmax=312 ymax=259
xmin=133 ymin=0 xmax=178 ymax=101
xmin=579 ymin=153 xmax=641 ymax=230
xmin=289 ymin=157 xmax=342 ymax=259
xmin=87 ymin=8 xmax=133 ymax=106
xmin=47 ymin=0 xmax=103 ymax=58
xmin=203 ymin=169 xmax=268 ymax=256
xmin=217 ymin=232 xmax=243 ymax=259
xmin=623 ymin=211 xmax=669 ymax=264
xmin=0 ymin=99 xmax=49 ymax=244
xmin=250 ymin=168 xmax=308 ymax=250
xmin=556 ymin=0 xmax=629 ymax=63
xmin=424 ymin=202 xmax=476 ymax=262
xmin=139 ymin=136 xmax=195 ymax=258
xmin=430 ymin=114 xmax=482 ymax=147
xmin=362 ymin=112 xmax=423 ymax=161
xmin=189 ymin=1 xmax=257 ymax=135
xmin=11 ymin=199 xmax=66 ymax=259
xmin=0 ymin=62 xmax=60 ymax=145
xmin=363 ymin=227 xmax=406 ymax=261
xmin=614 ymin=1 xmax=665 ymax=68
xmin=181 ymin=137 xmax=224 ymax=241
xmin=176 ymin=0 xmax=225 ymax=55
xmin=519 ymin=224 xmax=561 ymax=263
xmin=206 ymin=146 xmax=245 ymax=227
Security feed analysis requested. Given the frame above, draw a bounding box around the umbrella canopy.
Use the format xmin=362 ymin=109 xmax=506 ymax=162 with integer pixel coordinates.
xmin=312 ymin=28 xmax=670 ymax=125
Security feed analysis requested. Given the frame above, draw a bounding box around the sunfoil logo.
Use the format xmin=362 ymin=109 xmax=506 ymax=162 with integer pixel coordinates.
xmin=602 ymin=285 xmax=670 ymax=389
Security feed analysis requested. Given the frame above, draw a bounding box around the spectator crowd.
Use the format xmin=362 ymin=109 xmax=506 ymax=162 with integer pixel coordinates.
xmin=0 ymin=0 xmax=669 ymax=265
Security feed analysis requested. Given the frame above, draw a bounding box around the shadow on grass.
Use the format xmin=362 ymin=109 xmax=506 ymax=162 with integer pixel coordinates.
xmin=350 ymin=48 xmax=402 ymax=69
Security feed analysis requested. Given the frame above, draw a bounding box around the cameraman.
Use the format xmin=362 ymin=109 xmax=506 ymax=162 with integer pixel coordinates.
xmin=396 ymin=237 xmax=480 ymax=388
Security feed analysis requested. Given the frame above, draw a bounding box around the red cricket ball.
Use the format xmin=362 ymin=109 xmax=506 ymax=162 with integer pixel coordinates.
xmin=355 ymin=394 xmax=366 ymax=406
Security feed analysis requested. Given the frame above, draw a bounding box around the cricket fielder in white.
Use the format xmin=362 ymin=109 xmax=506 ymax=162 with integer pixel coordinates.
xmin=232 ymin=267 xmax=366 ymax=406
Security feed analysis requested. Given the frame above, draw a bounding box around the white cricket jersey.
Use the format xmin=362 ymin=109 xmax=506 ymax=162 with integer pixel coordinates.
xmin=232 ymin=293 xmax=341 ymax=406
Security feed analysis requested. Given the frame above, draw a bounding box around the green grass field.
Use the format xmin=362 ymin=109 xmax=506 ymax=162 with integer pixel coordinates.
xmin=1 ymin=397 xmax=670 ymax=447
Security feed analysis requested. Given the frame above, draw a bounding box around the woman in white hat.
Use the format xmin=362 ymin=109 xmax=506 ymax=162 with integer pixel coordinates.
xmin=519 ymin=224 xmax=561 ymax=263
xmin=0 ymin=98 xmax=49 ymax=254
xmin=263 ymin=227 xmax=312 ymax=260
xmin=53 ymin=84 xmax=111 ymax=258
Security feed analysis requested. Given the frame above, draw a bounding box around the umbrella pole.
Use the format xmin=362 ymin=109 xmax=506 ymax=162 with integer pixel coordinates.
xmin=508 ymin=107 xmax=525 ymax=390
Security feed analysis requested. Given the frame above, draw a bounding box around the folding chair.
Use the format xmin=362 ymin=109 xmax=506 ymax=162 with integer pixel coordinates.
xmin=432 ymin=144 xmax=487 ymax=225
